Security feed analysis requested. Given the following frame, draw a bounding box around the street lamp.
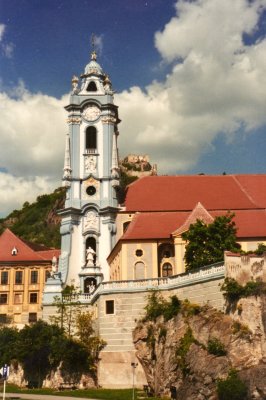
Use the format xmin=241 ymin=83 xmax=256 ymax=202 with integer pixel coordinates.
xmin=131 ymin=362 xmax=138 ymax=400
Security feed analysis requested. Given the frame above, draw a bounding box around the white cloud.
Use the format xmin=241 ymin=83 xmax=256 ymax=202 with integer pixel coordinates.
xmin=117 ymin=0 xmax=266 ymax=173
xmin=0 ymin=24 xmax=5 ymax=41
xmin=0 ymin=84 xmax=68 ymax=216
xmin=0 ymin=85 xmax=67 ymax=177
xmin=0 ymin=172 xmax=60 ymax=217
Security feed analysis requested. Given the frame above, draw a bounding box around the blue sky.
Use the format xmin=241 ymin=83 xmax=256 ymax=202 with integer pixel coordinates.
xmin=0 ymin=0 xmax=266 ymax=217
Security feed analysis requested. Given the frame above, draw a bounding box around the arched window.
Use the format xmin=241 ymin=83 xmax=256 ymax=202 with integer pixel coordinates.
xmin=134 ymin=261 xmax=145 ymax=280
xmin=87 ymin=81 xmax=97 ymax=92
xmin=86 ymin=126 xmax=97 ymax=152
xmin=162 ymin=262 xmax=173 ymax=277
xmin=157 ymin=243 xmax=175 ymax=277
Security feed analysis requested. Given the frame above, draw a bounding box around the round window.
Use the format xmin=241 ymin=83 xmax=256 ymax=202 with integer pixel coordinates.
xmin=86 ymin=186 xmax=96 ymax=196
xmin=135 ymin=249 xmax=143 ymax=257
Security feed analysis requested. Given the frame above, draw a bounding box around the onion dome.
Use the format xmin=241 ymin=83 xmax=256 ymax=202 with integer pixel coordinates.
xmin=84 ymin=51 xmax=103 ymax=76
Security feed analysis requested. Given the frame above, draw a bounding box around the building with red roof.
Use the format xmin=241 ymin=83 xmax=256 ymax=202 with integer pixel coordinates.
xmin=0 ymin=228 xmax=60 ymax=327
xmin=108 ymin=174 xmax=266 ymax=281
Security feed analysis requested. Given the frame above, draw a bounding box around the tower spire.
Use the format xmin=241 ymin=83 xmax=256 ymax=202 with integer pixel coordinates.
xmin=90 ymin=33 xmax=97 ymax=61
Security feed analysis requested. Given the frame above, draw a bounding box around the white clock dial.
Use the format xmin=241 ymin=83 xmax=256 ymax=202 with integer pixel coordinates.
xmin=82 ymin=105 xmax=101 ymax=121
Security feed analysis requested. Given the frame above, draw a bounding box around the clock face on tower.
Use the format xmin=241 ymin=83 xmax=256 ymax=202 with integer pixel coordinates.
xmin=82 ymin=105 xmax=101 ymax=121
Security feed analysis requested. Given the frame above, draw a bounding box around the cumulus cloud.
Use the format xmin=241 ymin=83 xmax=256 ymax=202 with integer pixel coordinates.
xmin=0 ymin=172 xmax=59 ymax=217
xmin=117 ymin=0 xmax=266 ymax=173
xmin=0 ymin=83 xmax=68 ymax=216
xmin=0 ymin=85 xmax=67 ymax=177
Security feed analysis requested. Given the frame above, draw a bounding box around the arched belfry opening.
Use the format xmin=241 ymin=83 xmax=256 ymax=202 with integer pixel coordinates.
xmin=86 ymin=126 xmax=97 ymax=152
xmin=87 ymin=81 xmax=97 ymax=92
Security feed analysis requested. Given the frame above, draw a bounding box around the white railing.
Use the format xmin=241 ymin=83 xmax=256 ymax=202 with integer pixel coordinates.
xmin=62 ymin=263 xmax=225 ymax=304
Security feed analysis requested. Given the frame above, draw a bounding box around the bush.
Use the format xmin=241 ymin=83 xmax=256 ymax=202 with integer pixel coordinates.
xmin=207 ymin=337 xmax=226 ymax=356
xmin=217 ymin=369 xmax=248 ymax=400
xmin=143 ymin=291 xmax=167 ymax=322
xmin=176 ymin=327 xmax=195 ymax=376
xmin=181 ymin=299 xmax=201 ymax=317
xmin=221 ymin=278 xmax=266 ymax=302
xmin=143 ymin=292 xmax=181 ymax=322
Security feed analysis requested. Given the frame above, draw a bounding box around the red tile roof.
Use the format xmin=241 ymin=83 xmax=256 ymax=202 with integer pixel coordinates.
xmin=124 ymin=175 xmax=264 ymax=212
xmin=121 ymin=209 xmax=266 ymax=241
xmin=234 ymin=175 xmax=266 ymax=208
xmin=122 ymin=211 xmax=190 ymax=240
xmin=0 ymin=229 xmax=60 ymax=263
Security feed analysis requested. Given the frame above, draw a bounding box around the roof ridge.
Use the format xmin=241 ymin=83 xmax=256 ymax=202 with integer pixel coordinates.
xmin=232 ymin=175 xmax=261 ymax=209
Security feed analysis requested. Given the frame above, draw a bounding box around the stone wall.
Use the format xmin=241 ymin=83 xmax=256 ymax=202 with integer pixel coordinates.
xmin=225 ymin=252 xmax=266 ymax=285
xmin=96 ymin=268 xmax=225 ymax=388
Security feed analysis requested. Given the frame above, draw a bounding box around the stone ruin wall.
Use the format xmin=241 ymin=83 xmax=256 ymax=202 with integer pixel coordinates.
xmin=225 ymin=252 xmax=266 ymax=285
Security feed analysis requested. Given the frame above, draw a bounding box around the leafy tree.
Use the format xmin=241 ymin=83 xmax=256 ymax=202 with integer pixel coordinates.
xmin=0 ymin=327 xmax=19 ymax=366
xmin=182 ymin=213 xmax=240 ymax=271
xmin=15 ymin=320 xmax=64 ymax=388
xmin=50 ymin=286 xmax=85 ymax=338
xmin=76 ymin=312 xmax=106 ymax=365
xmin=51 ymin=335 xmax=90 ymax=384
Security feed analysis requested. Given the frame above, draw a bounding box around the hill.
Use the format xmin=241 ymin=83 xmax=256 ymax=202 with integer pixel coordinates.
xmin=0 ymin=187 xmax=66 ymax=248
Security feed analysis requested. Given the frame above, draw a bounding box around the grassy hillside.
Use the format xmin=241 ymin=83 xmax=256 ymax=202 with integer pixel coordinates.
xmin=0 ymin=187 xmax=66 ymax=248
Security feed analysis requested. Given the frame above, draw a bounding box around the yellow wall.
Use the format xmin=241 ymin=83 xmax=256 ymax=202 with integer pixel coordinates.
xmin=0 ymin=264 xmax=51 ymax=328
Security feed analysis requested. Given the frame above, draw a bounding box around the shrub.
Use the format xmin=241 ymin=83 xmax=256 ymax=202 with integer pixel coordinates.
xmin=181 ymin=299 xmax=201 ymax=317
xmin=143 ymin=291 xmax=167 ymax=322
xmin=231 ymin=321 xmax=251 ymax=339
xmin=207 ymin=337 xmax=226 ymax=356
xmin=143 ymin=292 xmax=181 ymax=322
xmin=221 ymin=278 xmax=266 ymax=302
xmin=217 ymin=369 xmax=248 ymax=400
xmin=164 ymin=295 xmax=181 ymax=321
xmin=176 ymin=327 xmax=195 ymax=376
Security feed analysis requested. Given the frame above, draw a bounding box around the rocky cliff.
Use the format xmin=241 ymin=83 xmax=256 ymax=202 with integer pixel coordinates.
xmin=133 ymin=295 xmax=266 ymax=400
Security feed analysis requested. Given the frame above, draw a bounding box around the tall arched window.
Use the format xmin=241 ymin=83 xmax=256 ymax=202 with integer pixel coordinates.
xmin=87 ymin=81 xmax=97 ymax=92
xmin=134 ymin=261 xmax=145 ymax=280
xmin=86 ymin=126 xmax=97 ymax=152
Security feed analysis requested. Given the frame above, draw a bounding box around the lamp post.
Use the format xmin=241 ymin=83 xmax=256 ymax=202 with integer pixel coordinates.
xmin=131 ymin=362 xmax=138 ymax=400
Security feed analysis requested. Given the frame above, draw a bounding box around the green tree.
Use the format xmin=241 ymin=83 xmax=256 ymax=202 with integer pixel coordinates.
xmin=182 ymin=213 xmax=240 ymax=271
xmin=15 ymin=320 xmax=63 ymax=388
xmin=75 ymin=312 xmax=106 ymax=380
xmin=50 ymin=286 xmax=85 ymax=338
xmin=0 ymin=327 xmax=18 ymax=366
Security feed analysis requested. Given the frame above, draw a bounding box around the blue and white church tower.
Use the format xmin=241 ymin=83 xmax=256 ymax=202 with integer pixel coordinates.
xmin=44 ymin=50 xmax=120 ymax=301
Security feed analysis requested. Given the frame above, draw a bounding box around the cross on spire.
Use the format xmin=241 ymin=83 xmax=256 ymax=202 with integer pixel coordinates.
xmin=90 ymin=33 xmax=97 ymax=60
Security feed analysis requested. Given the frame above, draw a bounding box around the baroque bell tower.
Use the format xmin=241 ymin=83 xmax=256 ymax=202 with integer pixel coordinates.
xmin=57 ymin=49 xmax=120 ymax=294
